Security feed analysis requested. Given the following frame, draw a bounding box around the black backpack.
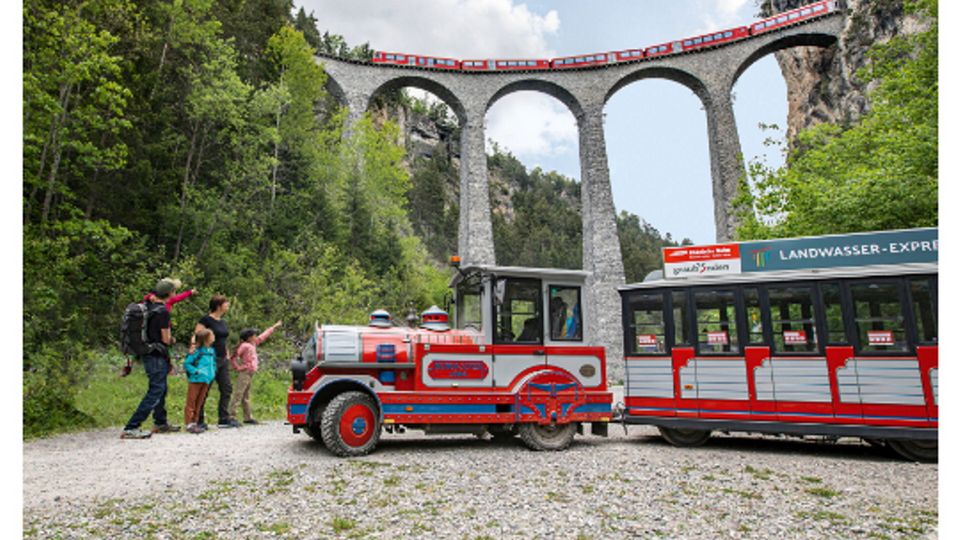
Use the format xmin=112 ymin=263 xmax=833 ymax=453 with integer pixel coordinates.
xmin=120 ymin=302 xmax=167 ymax=357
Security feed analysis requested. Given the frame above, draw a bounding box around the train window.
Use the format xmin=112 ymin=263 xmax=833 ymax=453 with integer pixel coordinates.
xmin=494 ymin=277 xmax=542 ymax=344
xmin=744 ymin=287 xmax=765 ymax=345
xmin=778 ymin=15 xmax=788 ymax=22
xmin=789 ymin=12 xmax=799 ymax=19
xmin=768 ymin=285 xmax=819 ymax=353
xmin=910 ymin=278 xmax=937 ymax=343
xmin=813 ymin=4 xmax=824 ymax=11
xmin=672 ymin=291 xmax=691 ymax=346
xmin=456 ymin=276 xmax=483 ymax=332
xmin=628 ymin=292 xmax=666 ymax=354
xmin=684 ymin=40 xmax=692 ymax=46
xmin=850 ymin=281 xmax=908 ymax=353
xmin=820 ymin=283 xmax=848 ymax=343
xmin=398 ymin=55 xmax=406 ymax=60
xmin=694 ymin=37 xmax=703 ymax=44
xmin=549 ymin=286 xmax=582 ymax=341
xmin=725 ymin=31 xmax=733 ymax=38
xmin=694 ymin=289 xmax=739 ymax=354
xmin=386 ymin=54 xmax=395 ymax=60
xmin=801 ymin=8 xmax=812 ymax=15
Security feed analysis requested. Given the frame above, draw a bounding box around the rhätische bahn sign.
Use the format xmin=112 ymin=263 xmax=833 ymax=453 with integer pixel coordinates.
xmin=662 ymin=227 xmax=938 ymax=279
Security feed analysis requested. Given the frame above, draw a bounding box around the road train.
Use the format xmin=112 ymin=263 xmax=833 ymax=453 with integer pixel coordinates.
xmin=288 ymin=228 xmax=937 ymax=462
xmin=371 ymin=1 xmax=838 ymax=72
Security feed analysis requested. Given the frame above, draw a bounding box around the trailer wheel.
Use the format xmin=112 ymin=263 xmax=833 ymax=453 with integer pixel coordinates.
xmin=886 ymin=439 xmax=937 ymax=463
xmin=320 ymin=392 xmax=381 ymax=457
xmin=519 ymin=423 xmax=576 ymax=451
xmin=658 ymin=426 xmax=712 ymax=447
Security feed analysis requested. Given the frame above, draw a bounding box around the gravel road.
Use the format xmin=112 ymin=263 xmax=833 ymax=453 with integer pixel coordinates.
xmin=24 ymin=420 xmax=937 ymax=539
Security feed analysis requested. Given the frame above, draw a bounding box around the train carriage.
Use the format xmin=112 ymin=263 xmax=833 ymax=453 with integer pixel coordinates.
xmin=371 ymin=51 xmax=412 ymax=66
xmin=620 ymin=228 xmax=938 ymax=462
xmin=372 ymin=51 xmax=460 ymax=70
xmin=288 ymin=263 xmax=613 ymax=456
xmin=644 ymin=41 xmax=681 ymax=59
xmin=751 ymin=0 xmax=839 ymax=35
xmin=679 ymin=26 xmax=749 ymax=52
xmin=551 ymin=52 xmax=615 ymax=69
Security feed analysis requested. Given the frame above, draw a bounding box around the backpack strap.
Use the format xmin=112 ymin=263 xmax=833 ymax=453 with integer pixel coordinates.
xmin=143 ymin=303 xmax=168 ymax=355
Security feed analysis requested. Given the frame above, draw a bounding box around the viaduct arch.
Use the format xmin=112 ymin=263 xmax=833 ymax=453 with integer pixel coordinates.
xmin=316 ymin=12 xmax=845 ymax=370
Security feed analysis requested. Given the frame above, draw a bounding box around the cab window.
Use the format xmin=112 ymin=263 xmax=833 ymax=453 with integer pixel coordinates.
xmin=494 ymin=278 xmax=542 ymax=344
xmin=548 ymin=285 xmax=582 ymax=341
xmin=455 ymin=276 xmax=482 ymax=331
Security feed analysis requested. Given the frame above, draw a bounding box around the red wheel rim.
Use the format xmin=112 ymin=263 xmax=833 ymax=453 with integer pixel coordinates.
xmin=339 ymin=403 xmax=376 ymax=447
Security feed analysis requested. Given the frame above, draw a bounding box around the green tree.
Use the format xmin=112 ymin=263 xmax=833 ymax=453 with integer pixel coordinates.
xmin=292 ymin=6 xmax=321 ymax=51
xmin=735 ymin=0 xmax=937 ymax=239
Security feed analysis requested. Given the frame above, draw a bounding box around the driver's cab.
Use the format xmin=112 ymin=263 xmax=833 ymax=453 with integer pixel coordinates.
xmin=451 ymin=265 xmax=589 ymax=346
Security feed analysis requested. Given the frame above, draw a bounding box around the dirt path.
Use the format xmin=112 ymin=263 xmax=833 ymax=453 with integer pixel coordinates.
xmin=24 ymin=422 xmax=937 ymax=539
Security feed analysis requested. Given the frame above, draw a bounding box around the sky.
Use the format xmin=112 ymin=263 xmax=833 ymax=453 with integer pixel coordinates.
xmin=295 ymin=0 xmax=788 ymax=244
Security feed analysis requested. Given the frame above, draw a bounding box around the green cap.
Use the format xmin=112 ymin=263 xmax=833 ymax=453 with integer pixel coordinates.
xmin=154 ymin=278 xmax=177 ymax=297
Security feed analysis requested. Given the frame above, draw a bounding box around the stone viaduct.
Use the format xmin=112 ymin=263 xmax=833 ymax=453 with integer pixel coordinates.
xmin=314 ymin=12 xmax=845 ymax=372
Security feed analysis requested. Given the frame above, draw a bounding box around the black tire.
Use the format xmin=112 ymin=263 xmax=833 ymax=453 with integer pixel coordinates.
xmin=303 ymin=423 xmax=323 ymax=443
xmin=320 ymin=391 xmax=381 ymax=457
xmin=658 ymin=426 xmax=712 ymax=447
xmin=518 ymin=423 xmax=577 ymax=451
xmin=887 ymin=439 xmax=938 ymax=462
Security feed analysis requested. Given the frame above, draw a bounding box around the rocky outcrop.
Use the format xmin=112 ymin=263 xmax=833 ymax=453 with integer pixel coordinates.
xmin=763 ymin=0 xmax=926 ymax=145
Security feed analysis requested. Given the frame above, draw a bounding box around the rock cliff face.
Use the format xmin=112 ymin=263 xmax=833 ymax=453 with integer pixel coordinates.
xmin=762 ymin=0 xmax=925 ymax=145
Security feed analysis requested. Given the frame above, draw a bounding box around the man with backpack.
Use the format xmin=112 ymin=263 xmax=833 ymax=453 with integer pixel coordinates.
xmin=121 ymin=279 xmax=182 ymax=439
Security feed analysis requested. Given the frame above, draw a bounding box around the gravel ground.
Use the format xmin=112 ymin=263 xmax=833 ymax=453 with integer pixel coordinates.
xmin=24 ymin=419 xmax=937 ymax=540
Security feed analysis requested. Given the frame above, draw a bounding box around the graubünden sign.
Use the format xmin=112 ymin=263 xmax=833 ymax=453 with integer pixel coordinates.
xmin=663 ymin=228 xmax=937 ymax=279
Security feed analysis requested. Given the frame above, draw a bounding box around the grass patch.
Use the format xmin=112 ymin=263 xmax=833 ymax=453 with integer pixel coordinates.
xmin=383 ymin=475 xmax=401 ymax=487
xmin=805 ymin=487 xmax=841 ymax=498
xmin=258 ymin=522 xmax=291 ymax=534
xmin=720 ymin=487 xmax=760 ymax=500
xmin=796 ymin=510 xmax=850 ymax=526
xmin=799 ymin=476 xmax=822 ymax=484
xmin=56 ymin=353 xmax=290 ymax=438
xmin=331 ymin=517 xmax=356 ymax=533
xmin=744 ymin=465 xmax=774 ymax=481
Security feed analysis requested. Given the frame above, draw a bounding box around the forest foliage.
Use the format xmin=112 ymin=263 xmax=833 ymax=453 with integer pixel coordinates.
xmin=735 ymin=0 xmax=937 ymax=239
xmin=23 ymin=0 xmax=441 ymax=436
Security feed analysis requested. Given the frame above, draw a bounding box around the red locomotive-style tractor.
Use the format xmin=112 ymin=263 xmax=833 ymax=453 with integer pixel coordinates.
xmin=287 ymin=263 xmax=613 ymax=456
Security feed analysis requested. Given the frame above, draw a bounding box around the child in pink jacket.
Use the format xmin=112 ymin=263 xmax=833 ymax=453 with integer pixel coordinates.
xmin=227 ymin=320 xmax=281 ymax=424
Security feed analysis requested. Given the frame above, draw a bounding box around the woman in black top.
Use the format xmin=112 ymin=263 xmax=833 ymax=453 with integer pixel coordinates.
xmin=194 ymin=294 xmax=240 ymax=428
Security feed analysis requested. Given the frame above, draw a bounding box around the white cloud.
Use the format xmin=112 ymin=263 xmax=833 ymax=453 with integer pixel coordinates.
xmin=297 ymin=0 xmax=559 ymax=57
xmin=695 ymin=0 xmax=755 ymax=32
xmin=485 ymin=92 xmax=578 ymax=158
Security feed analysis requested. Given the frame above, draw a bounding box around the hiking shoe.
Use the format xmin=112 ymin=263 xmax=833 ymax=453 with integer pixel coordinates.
xmin=198 ymin=423 xmax=208 ymax=431
xmin=218 ymin=419 xmax=242 ymax=428
xmin=186 ymin=424 xmax=203 ymax=434
xmin=121 ymin=429 xmax=152 ymax=439
xmin=153 ymin=424 xmax=181 ymax=433
xmin=243 ymin=419 xmax=260 ymax=425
